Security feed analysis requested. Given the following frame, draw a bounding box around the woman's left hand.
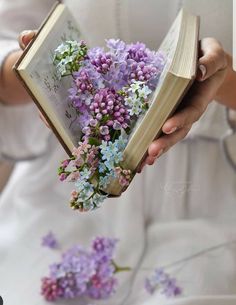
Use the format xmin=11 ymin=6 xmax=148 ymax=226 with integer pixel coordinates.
xmin=139 ymin=37 xmax=228 ymax=172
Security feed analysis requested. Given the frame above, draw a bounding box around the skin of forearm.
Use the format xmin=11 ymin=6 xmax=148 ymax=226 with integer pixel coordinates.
xmin=215 ymin=53 xmax=236 ymax=110
xmin=0 ymin=50 xmax=31 ymax=105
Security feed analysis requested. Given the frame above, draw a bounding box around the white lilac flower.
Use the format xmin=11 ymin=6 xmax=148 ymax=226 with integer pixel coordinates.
xmin=129 ymin=80 xmax=145 ymax=92
xmin=53 ymin=40 xmax=88 ymax=77
xmin=80 ymin=168 xmax=92 ymax=180
xmin=92 ymin=193 xmax=108 ymax=208
xmin=54 ymin=43 xmax=70 ymax=57
xmin=124 ymin=81 xmax=152 ymax=116
xmin=98 ymin=162 xmax=107 ymax=174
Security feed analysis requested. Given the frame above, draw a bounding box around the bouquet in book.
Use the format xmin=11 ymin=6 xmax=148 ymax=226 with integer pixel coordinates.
xmin=54 ymin=39 xmax=165 ymax=212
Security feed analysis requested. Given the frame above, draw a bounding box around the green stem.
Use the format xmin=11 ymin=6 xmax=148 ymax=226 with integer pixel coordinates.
xmin=112 ymin=260 xmax=132 ymax=274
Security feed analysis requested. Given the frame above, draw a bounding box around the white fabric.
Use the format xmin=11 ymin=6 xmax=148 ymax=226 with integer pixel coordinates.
xmin=0 ymin=1 xmax=236 ymax=305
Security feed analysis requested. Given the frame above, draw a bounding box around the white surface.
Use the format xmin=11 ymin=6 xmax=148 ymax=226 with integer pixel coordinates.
xmin=0 ymin=1 xmax=235 ymax=305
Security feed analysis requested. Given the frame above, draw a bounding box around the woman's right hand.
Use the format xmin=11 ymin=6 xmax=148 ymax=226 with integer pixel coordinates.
xmin=0 ymin=30 xmax=37 ymax=105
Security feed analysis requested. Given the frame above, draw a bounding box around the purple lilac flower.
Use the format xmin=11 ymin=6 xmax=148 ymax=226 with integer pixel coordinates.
xmin=145 ymin=268 xmax=182 ymax=298
xmin=89 ymin=48 xmax=113 ymax=74
xmin=41 ymin=237 xmax=119 ymax=302
xmin=41 ymin=232 xmax=59 ymax=250
xmin=56 ymin=38 xmax=165 ymax=212
xmin=163 ymin=278 xmax=182 ymax=297
xmin=88 ymin=88 xmax=130 ymax=140
xmin=92 ymin=236 xmax=118 ymax=262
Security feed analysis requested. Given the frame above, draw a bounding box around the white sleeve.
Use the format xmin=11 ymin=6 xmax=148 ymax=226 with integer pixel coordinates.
xmin=0 ymin=0 xmax=56 ymax=161
xmin=0 ymin=103 xmax=52 ymax=161
xmin=0 ymin=0 xmax=56 ymax=66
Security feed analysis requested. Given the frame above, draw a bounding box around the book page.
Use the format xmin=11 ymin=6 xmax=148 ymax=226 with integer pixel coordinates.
xmin=127 ymin=11 xmax=182 ymax=140
xmin=26 ymin=6 xmax=83 ymax=146
xmin=153 ymin=10 xmax=181 ymax=92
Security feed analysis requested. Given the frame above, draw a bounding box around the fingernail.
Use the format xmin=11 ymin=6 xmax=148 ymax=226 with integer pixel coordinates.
xmin=165 ymin=126 xmax=177 ymax=134
xmin=199 ymin=64 xmax=207 ymax=80
xmin=21 ymin=30 xmax=35 ymax=47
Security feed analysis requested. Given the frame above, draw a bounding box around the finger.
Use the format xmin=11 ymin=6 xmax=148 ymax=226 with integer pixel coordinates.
xmin=197 ymin=38 xmax=227 ymax=81
xmin=139 ymin=127 xmax=190 ymax=172
xmin=137 ymin=156 xmax=158 ymax=173
xmin=162 ymin=97 xmax=205 ymax=134
xmin=137 ymin=161 xmax=146 ymax=173
xmin=18 ymin=30 xmax=37 ymax=50
xmin=148 ymin=125 xmax=191 ymax=157
xmin=163 ymin=68 xmax=227 ymax=134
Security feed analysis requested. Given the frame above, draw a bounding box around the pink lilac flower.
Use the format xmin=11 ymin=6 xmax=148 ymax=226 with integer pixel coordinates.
xmin=42 ymin=232 xmax=59 ymax=250
xmin=115 ymin=167 xmax=132 ymax=187
xmin=41 ymin=277 xmax=64 ymax=301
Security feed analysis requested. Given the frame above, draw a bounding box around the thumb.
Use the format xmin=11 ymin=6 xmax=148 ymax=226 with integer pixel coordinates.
xmin=18 ymin=30 xmax=37 ymax=50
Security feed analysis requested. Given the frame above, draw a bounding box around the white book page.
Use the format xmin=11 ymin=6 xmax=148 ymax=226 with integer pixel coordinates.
xmin=127 ymin=11 xmax=181 ymax=140
xmin=26 ymin=7 xmax=83 ymax=146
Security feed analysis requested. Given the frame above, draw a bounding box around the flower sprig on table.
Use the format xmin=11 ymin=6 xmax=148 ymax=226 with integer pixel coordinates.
xmin=41 ymin=236 xmax=130 ymax=302
xmin=54 ymin=39 xmax=165 ymax=211
xmin=41 ymin=235 xmax=181 ymax=303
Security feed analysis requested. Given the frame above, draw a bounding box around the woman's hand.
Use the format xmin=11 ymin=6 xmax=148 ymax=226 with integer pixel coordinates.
xmin=138 ymin=37 xmax=229 ymax=172
xmin=0 ymin=30 xmax=36 ymax=105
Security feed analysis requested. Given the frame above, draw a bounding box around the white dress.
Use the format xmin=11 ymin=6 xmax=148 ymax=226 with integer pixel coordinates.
xmin=0 ymin=0 xmax=235 ymax=305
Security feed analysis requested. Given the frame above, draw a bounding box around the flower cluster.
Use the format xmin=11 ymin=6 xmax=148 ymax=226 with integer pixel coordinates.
xmin=145 ymin=268 xmax=182 ymax=298
xmin=41 ymin=237 xmax=119 ymax=302
xmin=53 ymin=40 xmax=88 ymax=78
xmin=54 ymin=39 xmax=165 ymax=211
xmin=42 ymin=232 xmax=59 ymax=250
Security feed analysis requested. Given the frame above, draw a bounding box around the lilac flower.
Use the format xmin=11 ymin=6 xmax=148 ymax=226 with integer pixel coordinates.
xmin=41 ymin=237 xmax=119 ymax=302
xmin=41 ymin=277 xmax=64 ymax=301
xmin=145 ymin=268 xmax=182 ymax=298
xmin=115 ymin=167 xmax=132 ymax=187
xmin=88 ymin=88 xmax=130 ymax=140
xmin=42 ymin=232 xmax=59 ymax=250
xmin=106 ymin=39 xmax=127 ymax=55
xmin=54 ymin=40 xmax=88 ymax=78
xmin=163 ymin=278 xmax=182 ymax=297
xmin=89 ymin=48 xmax=113 ymax=74
xmin=92 ymin=237 xmax=118 ymax=262
xmin=124 ymin=81 xmax=152 ymax=116
xmin=55 ymin=38 xmax=165 ymax=212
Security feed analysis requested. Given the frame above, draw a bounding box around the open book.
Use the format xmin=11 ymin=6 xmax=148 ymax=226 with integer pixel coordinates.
xmin=14 ymin=2 xmax=199 ymax=196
